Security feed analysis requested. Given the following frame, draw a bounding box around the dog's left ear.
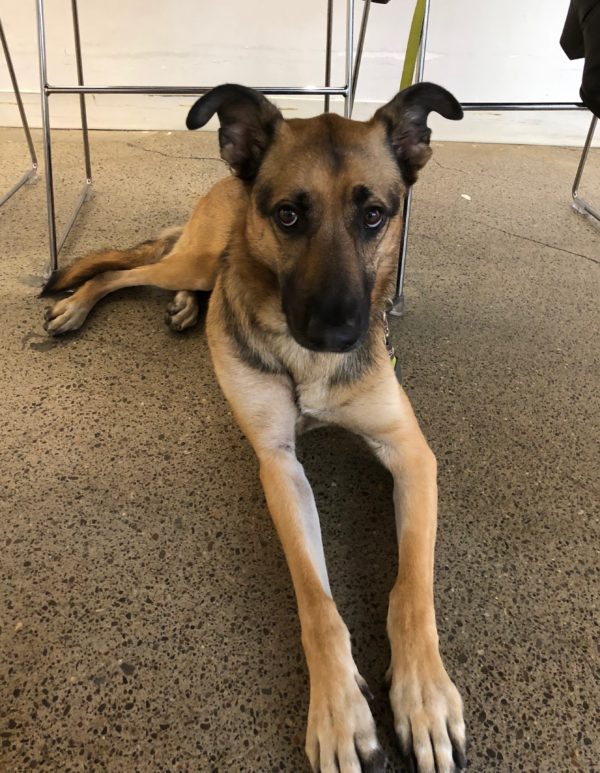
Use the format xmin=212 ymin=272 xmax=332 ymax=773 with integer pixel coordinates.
xmin=186 ymin=84 xmax=283 ymax=181
xmin=373 ymin=82 xmax=463 ymax=186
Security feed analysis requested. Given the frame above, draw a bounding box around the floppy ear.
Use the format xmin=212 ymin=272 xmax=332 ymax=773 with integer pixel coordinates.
xmin=373 ymin=82 xmax=463 ymax=186
xmin=186 ymin=84 xmax=283 ymax=181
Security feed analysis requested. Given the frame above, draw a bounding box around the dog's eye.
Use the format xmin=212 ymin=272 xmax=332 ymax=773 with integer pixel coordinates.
xmin=277 ymin=206 xmax=299 ymax=228
xmin=363 ymin=207 xmax=384 ymax=229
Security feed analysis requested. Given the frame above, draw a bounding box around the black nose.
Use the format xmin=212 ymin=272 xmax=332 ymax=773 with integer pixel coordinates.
xmin=282 ymin=273 xmax=371 ymax=353
xmin=305 ymin=315 xmax=362 ymax=352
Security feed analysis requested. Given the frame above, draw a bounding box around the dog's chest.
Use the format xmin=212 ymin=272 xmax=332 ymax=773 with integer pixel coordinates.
xmin=294 ymin=378 xmax=338 ymax=423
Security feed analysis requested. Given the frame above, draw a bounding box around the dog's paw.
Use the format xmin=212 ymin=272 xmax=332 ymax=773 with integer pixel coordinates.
xmin=387 ymin=655 xmax=466 ymax=773
xmin=305 ymin=671 xmax=386 ymax=773
xmin=165 ymin=290 xmax=198 ymax=332
xmin=44 ymin=298 xmax=89 ymax=335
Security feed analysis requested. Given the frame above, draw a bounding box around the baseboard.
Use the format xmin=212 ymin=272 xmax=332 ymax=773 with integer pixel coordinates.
xmin=0 ymin=91 xmax=597 ymax=147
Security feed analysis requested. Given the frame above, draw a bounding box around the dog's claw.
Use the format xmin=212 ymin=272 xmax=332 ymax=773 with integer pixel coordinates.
xmin=164 ymin=310 xmax=182 ymax=332
xmin=449 ymin=729 xmax=468 ymax=770
xmin=358 ymin=744 xmax=387 ymax=772
xmin=356 ymin=674 xmax=374 ymax=703
xmin=396 ymin=727 xmax=416 ymax=773
xmin=400 ymin=751 xmax=417 ymax=773
xmin=383 ymin=666 xmax=392 ymax=688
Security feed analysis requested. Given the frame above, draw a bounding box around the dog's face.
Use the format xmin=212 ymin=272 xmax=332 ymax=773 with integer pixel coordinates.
xmin=250 ymin=116 xmax=404 ymax=353
xmin=187 ymin=84 xmax=462 ymax=352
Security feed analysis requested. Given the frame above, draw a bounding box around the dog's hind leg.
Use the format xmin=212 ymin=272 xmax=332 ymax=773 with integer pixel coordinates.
xmin=207 ymin=323 xmax=387 ymax=773
xmin=44 ymin=246 xmax=218 ymax=336
xmin=43 ymin=177 xmax=244 ymax=335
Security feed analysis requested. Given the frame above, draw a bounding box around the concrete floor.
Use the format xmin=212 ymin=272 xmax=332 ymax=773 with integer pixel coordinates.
xmin=0 ymin=127 xmax=598 ymax=773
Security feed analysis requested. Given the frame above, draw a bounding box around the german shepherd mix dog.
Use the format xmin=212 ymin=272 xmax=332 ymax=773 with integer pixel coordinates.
xmin=43 ymin=83 xmax=466 ymax=773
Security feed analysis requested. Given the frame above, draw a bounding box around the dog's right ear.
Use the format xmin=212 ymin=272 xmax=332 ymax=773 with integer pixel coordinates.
xmin=186 ymin=84 xmax=283 ymax=181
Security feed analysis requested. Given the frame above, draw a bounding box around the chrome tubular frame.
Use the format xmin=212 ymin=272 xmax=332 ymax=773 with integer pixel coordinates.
xmin=350 ymin=0 xmax=370 ymax=115
xmin=389 ymin=0 xmax=589 ymax=316
xmin=35 ymin=0 xmax=361 ymax=276
xmin=571 ymin=114 xmax=599 ymax=222
xmin=0 ymin=18 xmax=38 ymax=207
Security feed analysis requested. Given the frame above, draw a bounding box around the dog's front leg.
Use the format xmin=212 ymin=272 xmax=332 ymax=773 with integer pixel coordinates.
xmin=208 ymin=337 xmax=386 ymax=773
xmin=382 ymin=432 xmax=466 ymax=773
xmin=336 ymin=369 xmax=467 ymax=773
xmin=260 ymin=446 xmax=385 ymax=773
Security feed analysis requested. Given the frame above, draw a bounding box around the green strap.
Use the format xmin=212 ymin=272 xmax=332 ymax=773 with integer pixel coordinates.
xmin=400 ymin=0 xmax=427 ymax=90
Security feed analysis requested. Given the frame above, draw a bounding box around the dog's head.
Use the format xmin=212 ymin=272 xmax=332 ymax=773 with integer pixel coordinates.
xmin=187 ymin=83 xmax=462 ymax=353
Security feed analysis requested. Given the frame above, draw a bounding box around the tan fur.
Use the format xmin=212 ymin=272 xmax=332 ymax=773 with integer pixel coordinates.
xmin=42 ymin=86 xmax=466 ymax=773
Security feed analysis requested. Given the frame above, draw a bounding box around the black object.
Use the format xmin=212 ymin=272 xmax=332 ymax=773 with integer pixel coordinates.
xmin=561 ymin=0 xmax=600 ymax=117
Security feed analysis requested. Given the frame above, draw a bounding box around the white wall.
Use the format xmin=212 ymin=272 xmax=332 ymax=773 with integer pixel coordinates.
xmin=0 ymin=0 xmax=595 ymax=146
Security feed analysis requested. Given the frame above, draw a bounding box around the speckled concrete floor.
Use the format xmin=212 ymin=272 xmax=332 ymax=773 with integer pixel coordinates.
xmin=0 ymin=127 xmax=598 ymax=773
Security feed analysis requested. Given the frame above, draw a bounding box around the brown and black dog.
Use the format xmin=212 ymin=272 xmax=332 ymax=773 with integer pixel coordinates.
xmin=43 ymin=83 xmax=466 ymax=773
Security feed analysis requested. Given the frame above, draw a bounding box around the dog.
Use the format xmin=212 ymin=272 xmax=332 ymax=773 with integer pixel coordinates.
xmin=42 ymin=82 xmax=466 ymax=773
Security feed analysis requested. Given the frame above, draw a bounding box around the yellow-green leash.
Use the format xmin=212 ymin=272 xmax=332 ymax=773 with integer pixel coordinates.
xmin=400 ymin=0 xmax=427 ymax=90
xmin=385 ymin=0 xmax=426 ymax=382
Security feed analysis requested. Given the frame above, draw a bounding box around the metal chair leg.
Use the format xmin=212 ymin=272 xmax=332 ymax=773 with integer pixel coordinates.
xmin=71 ymin=0 xmax=92 ymax=184
xmin=389 ymin=189 xmax=414 ymax=316
xmin=390 ymin=0 xmax=431 ymax=316
xmin=324 ymin=0 xmax=334 ymax=113
xmin=571 ymin=114 xmax=599 ymax=222
xmin=325 ymin=0 xmax=360 ymax=117
xmin=0 ymin=18 xmax=38 ymax=207
xmin=343 ymin=0 xmax=355 ymax=118
xmin=36 ymin=0 xmax=58 ymax=274
xmin=349 ymin=0 xmax=371 ymax=116
xmin=36 ymin=0 xmax=93 ymax=278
